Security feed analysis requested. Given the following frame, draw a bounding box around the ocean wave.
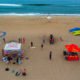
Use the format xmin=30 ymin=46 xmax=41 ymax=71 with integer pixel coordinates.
xmin=22 ymin=4 xmax=80 ymax=6
xmin=0 ymin=13 xmax=80 ymax=16
xmin=23 ymin=4 xmax=80 ymax=7
xmin=0 ymin=3 xmax=80 ymax=7
xmin=25 ymin=4 xmax=51 ymax=6
xmin=0 ymin=3 xmax=22 ymax=7
xmin=58 ymin=4 xmax=80 ymax=7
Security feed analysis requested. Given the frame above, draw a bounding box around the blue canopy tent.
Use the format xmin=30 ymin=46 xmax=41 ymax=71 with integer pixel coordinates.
xmin=69 ymin=27 xmax=80 ymax=32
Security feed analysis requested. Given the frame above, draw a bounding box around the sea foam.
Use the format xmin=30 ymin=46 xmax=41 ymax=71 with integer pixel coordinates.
xmin=0 ymin=3 xmax=22 ymax=7
xmin=0 ymin=13 xmax=80 ymax=16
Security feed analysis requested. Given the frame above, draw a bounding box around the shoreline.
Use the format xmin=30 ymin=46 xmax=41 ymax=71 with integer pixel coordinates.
xmin=1 ymin=13 xmax=80 ymax=16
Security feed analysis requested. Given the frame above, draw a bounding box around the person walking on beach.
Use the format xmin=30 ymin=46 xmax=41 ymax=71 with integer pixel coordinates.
xmin=42 ymin=35 xmax=46 ymax=44
xmin=18 ymin=38 xmax=21 ymax=43
xmin=22 ymin=37 xmax=26 ymax=44
xmin=21 ymin=37 xmax=22 ymax=43
xmin=31 ymin=41 xmax=33 ymax=47
xmin=43 ymin=39 xmax=45 ymax=44
xmin=49 ymin=51 xmax=52 ymax=60
xmin=59 ymin=36 xmax=63 ymax=41
xmin=20 ymin=68 xmax=27 ymax=76
xmin=3 ymin=38 xmax=5 ymax=42
xmin=2 ymin=49 xmax=4 ymax=56
xmin=41 ymin=44 xmax=44 ymax=48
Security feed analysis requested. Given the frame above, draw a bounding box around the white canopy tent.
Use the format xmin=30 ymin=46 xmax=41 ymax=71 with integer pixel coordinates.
xmin=3 ymin=42 xmax=23 ymax=64
xmin=4 ymin=42 xmax=21 ymax=51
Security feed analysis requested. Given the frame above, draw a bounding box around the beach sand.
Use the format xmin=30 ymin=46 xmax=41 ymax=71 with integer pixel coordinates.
xmin=0 ymin=16 xmax=80 ymax=80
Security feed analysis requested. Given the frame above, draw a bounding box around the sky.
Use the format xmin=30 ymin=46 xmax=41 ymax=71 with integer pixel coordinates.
xmin=0 ymin=0 xmax=80 ymax=4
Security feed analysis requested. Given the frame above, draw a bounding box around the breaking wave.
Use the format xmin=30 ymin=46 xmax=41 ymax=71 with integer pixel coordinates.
xmin=0 ymin=3 xmax=22 ymax=7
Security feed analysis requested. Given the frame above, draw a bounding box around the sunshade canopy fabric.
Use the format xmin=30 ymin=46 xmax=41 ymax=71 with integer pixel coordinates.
xmin=69 ymin=27 xmax=80 ymax=32
xmin=65 ymin=44 xmax=80 ymax=52
xmin=4 ymin=42 xmax=21 ymax=51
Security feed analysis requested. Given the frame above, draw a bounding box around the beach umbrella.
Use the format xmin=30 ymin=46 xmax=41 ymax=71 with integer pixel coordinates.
xmin=69 ymin=27 xmax=80 ymax=32
xmin=47 ymin=16 xmax=52 ymax=19
xmin=65 ymin=44 xmax=80 ymax=52
xmin=46 ymin=16 xmax=52 ymax=21
xmin=72 ymin=30 xmax=80 ymax=36
xmin=0 ymin=31 xmax=6 ymax=38
xmin=0 ymin=31 xmax=7 ymax=43
xmin=46 ymin=16 xmax=52 ymax=23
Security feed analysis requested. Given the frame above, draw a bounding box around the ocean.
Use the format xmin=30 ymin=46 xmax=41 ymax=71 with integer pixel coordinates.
xmin=0 ymin=3 xmax=80 ymax=16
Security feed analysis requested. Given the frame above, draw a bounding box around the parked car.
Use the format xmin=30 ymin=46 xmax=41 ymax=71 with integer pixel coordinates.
xmin=49 ymin=34 xmax=54 ymax=44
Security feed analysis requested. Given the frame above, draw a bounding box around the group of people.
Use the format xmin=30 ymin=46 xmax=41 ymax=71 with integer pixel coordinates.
xmin=2 ymin=36 xmax=53 ymax=62
xmin=5 ymin=67 xmax=27 ymax=77
xmin=2 ymin=55 xmax=22 ymax=64
xmin=15 ymin=68 xmax=27 ymax=76
xmin=18 ymin=37 xmax=26 ymax=44
xmin=30 ymin=37 xmax=53 ymax=60
xmin=2 ymin=37 xmax=26 ymax=44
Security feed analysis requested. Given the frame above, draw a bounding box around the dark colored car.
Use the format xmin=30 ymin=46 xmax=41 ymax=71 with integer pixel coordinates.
xmin=49 ymin=34 xmax=54 ymax=44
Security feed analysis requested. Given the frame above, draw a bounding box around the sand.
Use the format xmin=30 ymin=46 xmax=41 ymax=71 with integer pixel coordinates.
xmin=0 ymin=16 xmax=80 ymax=80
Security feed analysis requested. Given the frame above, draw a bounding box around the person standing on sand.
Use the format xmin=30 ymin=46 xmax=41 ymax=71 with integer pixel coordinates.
xmin=42 ymin=35 xmax=46 ymax=44
xmin=43 ymin=39 xmax=45 ymax=44
xmin=20 ymin=68 xmax=27 ymax=76
xmin=2 ymin=49 xmax=4 ymax=56
xmin=3 ymin=38 xmax=6 ymax=43
xmin=22 ymin=37 xmax=26 ymax=44
xmin=21 ymin=37 xmax=22 ymax=43
xmin=18 ymin=38 xmax=21 ymax=43
xmin=49 ymin=51 xmax=52 ymax=60
xmin=59 ymin=36 xmax=63 ymax=41
xmin=41 ymin=44 xmax=44 ymax=48
xmin=31 ymin=41 xmax=33 ymax=47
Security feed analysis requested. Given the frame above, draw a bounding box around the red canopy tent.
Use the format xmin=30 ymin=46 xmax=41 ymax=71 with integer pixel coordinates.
xmin=65 ymin=44 xmax=80 ymax=52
